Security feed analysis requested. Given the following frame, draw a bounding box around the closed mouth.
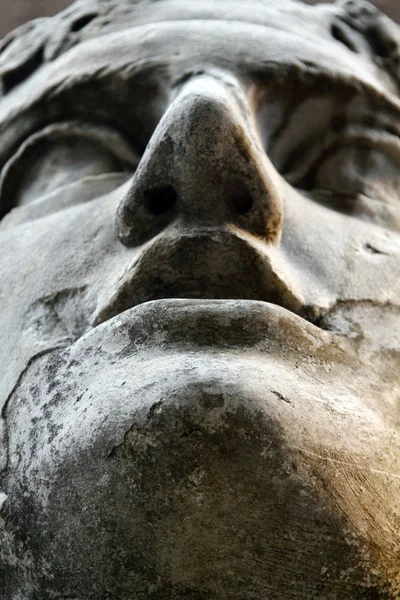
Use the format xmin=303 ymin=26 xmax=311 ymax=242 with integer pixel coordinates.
xmin=90 ymin=226 xmax=307 ymax=329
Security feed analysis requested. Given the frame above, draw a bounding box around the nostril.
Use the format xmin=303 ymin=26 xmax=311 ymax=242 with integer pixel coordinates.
xmin=144 ymin=185 xmax=178 ymax=215
xmin=229 ymin=182 xmax=254 ymax=215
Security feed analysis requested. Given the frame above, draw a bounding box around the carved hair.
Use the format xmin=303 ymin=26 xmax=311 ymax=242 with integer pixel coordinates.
xmin=0 ymin=0 xmax=399 ymax=96
xmin=336 ymin=0 xmax=400 ymax=82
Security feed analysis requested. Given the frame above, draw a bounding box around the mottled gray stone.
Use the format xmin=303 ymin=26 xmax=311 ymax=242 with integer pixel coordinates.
xmin=1 ymin=0 xmax=400 ymax=598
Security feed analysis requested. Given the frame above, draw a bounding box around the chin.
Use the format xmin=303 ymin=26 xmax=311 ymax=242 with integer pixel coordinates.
xmin=2 ymin=303 xmax=399 ymax=598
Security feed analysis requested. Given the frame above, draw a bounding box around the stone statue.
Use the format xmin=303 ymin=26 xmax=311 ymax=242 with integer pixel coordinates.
xmin=1 ymin=0 xmax=400 ymax=597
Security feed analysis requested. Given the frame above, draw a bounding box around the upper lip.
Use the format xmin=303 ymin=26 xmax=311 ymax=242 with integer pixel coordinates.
xmin=90 ymin=225 xmax=305 ymax=328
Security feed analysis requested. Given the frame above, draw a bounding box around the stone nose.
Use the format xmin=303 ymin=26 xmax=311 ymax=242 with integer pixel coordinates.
xmin=116 ymin=76 xmax=284 ymax=246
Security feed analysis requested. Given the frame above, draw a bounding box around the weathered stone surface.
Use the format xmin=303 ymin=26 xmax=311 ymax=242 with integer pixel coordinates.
xmin=304 ymin=0 xmax=400 ymax=23
xmin=1 ymin=0 xmax=400 ymax=598
xmin=1 ymin=0 xmax=400 ymax=38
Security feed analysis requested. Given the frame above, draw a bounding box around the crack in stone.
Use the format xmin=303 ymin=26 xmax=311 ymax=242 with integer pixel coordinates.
xmin=0 ymin=345 xmax=68 ymax=477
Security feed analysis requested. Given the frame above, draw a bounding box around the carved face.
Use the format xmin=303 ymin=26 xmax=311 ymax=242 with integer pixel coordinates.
xmin=1 ymin=1 xmax=400 ymax=598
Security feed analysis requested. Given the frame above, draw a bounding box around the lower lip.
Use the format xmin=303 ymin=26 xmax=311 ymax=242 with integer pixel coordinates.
xmin=83 ymin=298 xmax=328 ymax=353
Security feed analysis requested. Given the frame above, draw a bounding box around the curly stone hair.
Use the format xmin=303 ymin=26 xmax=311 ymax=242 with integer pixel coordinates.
xmin=0 ymin=0 xmax=398 ymax=97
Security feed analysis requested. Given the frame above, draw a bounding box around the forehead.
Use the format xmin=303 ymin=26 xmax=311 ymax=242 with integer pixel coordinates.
xmin=1 ymin=0 xmax=393 ymax=83
xmin=0 ymin=0 xmax=396 ymax=101
xmin=0 ymin=0 xmax=398 ymax=164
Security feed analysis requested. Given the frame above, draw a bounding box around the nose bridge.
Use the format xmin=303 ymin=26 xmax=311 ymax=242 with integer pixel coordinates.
xmin=173 ymin=76 xmax=249 ymax=164
xmin=172 ymin=77 xmax=260 ymax=208
xmin=116 ymin=74 xmax=284 ymax=246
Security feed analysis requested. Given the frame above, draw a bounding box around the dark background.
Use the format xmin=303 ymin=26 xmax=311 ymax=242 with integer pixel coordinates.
xmin=0 ymin=0 xmax=399 ymax=39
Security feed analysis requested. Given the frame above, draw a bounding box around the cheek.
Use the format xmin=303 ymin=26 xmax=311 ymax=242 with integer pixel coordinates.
xmin=0 ymin=193 xmax=117 ymax=311
xmin=0 ymin=189 xmax=131 ymax=408
xmin=280 ymin=186 xmax=400 ymax=314
xmin=0 ymin=172 xmax=131 ymax=227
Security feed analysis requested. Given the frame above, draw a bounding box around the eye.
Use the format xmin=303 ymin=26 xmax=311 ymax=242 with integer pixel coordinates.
xmin=0 ymin=121 xmax=140 ymax=218
xmin=279 ymin=121 xmax=400 ymax=222
xmin=311 ymin=142 xmax=400 ymax=206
